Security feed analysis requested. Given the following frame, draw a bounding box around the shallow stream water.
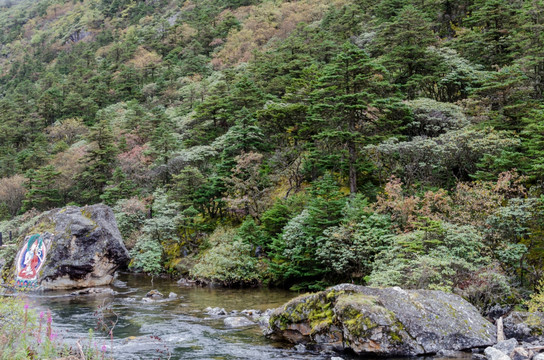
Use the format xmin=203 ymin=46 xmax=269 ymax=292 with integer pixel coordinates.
xmin=19 ymin=273 xmax=474 ymax=360
xmin=22 ymin=273 xmax=338 ymax=360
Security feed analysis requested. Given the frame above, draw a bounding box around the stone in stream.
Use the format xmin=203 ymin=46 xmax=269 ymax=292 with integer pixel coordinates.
xmin=70 ymin=287 xmax=117 ymax=296
xmin=437 ymin=349 xmax=468 ymax=358
xmin=205 ymin=307 xmax=228 ymax=316
xmin=5 ymin=204 xmax=129 ymax=290
xmin=241 ymin=309 xmax=262 ymax=320
xmin=267 ymin=284 xmax=496 ymax=356
xmin=142 ymin=289 xmax=165 ymax=302
xmin=146 ymin=289 xmax=164 ymax=299
xmin=224 ymin=316 xmax=255 ymax=328
xmin=484 ymin=347 xmax=511 ymax=360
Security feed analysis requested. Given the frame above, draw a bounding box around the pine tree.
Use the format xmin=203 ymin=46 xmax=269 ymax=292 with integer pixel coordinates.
xmin=310 ymin=42 xmax=398 ymax=194
xmin=515 ymin=0 xmax=544 ymax=99
xmin=374 ymin=5 xmax=438 ymax=98
xmin=22 ymin=165 xmax=61 ymax=211
xmin=456 ymin=0 xmax=519 ymax=68
xmin=77 ymin=119 xmax=118 ymax=204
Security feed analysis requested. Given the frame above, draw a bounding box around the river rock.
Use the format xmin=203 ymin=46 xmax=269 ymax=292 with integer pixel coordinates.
xmin=437 ymin=349 xmax=467 ymax=358
xmin=268 ymin=284 xmax=496 ymax=356
xmin=177 ymin=277 xmax=200 ymax=287
xmin=70 ymin=287 xmax=117 ymax=296
xmin=146 ymin=289 xmax=164 ymax=299
xmin=8 ymin=204 xmax=129 ymax=290
xmin=224 ymin=316 xmax=255 ymax=328
xmin=533 ymin=353 xmax=544 ymax=360
xmin=510 ymin=347 xmax=530 ymax=360
xmin=241 ymin=309 xmax=261 ymax=320
xmin=205 ymin=307 xmax=227 ymax=316
xmin=504 ymin=312 xmax=544 ymax=342
xmin=493 ymin=339 xmax=518 ymax=355
xmin=485 ymin=347 xmax=511 ymax=360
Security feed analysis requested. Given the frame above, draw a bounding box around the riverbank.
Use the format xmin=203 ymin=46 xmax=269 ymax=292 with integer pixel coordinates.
xmin=0 ymin=296 xmax=111 ymax=360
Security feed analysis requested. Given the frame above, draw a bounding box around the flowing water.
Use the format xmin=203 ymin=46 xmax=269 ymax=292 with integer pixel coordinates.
xmin=19 ymin=274 xmax=474 ymax=360
xmin=21 ymin=273 xmax=338 ymax=360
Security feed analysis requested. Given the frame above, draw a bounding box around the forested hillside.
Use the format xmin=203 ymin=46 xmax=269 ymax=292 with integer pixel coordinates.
xmin=1 ymin=0 xmax=544 ymax=309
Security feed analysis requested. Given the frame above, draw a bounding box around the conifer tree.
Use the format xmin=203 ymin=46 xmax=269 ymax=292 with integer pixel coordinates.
xmin=22 ymin=165 xmax=61 ymax=211
xmin=310 ymin=42 xmax=398 ymax=194
xmin=77 ymin=119 xmax=118 ymax=204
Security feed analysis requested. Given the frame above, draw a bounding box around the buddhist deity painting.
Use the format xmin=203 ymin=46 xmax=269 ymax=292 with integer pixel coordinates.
xmin=15 ymin=233 xmax=50 ymax=288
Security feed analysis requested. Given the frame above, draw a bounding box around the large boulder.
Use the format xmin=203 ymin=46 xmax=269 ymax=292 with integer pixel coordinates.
xmin=267 ymin=284 xmax=496 ymax=356
xmin=8 ymin=204 xmax=129 ymax=290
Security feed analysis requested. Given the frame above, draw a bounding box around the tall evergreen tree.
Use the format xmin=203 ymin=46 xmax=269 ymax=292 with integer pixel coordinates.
xmin=310 ymin=42 xmax=398 ymax=194
xmin=77 ymin=119 xmax=118 ymax=204
xmin=22 ymin=165 xmax=61 ymax=211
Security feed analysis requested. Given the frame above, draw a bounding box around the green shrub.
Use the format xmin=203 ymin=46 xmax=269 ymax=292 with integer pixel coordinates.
xmin=368 ymin=222 xmax=489 ymax=292
xmin=190 ymin=227 xmax=260 ymax=286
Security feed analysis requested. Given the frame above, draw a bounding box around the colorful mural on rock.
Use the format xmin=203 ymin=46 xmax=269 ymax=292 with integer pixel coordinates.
xmin=15 ymin=233 xmax=52 ymax=288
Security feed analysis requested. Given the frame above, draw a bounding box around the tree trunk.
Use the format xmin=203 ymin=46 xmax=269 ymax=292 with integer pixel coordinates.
xmin=348 ymin=140 xmax=357 ymax=194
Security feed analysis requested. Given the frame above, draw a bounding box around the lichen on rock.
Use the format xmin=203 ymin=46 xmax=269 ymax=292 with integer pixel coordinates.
xmin=267 ymin=284 xmax=496 ymax=356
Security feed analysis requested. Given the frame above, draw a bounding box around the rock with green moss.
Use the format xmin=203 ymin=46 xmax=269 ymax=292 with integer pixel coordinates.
xmin=268 ymin=284 xmax=496 ymax=356
xmin=7 ymin=204 xmax=129 ymax=290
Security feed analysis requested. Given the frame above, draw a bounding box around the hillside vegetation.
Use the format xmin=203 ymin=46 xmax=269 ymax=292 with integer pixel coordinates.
xmin=1 ymin=0 xmax=544 ymax=309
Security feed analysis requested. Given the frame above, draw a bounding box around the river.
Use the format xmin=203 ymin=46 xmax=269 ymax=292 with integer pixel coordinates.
xmin=21 ymin=273 xmax=342 ymax=360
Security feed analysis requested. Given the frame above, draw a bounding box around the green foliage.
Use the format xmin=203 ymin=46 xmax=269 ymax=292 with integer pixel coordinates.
xmin=317 ymin=197 xmax=394 ymax=281
xmin=1 ymin=0 xmax=544 ymax=299
xmin=0 ymin=297 xmax=110 ymax=360
xmin=76 ymin=118 xmax=118 ymax=204
xmin=191 ymin=227 xmax=260 ymax=286
xmin=129 ymin=188 xmax=182 ymax=274
xmin=22 ymin=165 xmax=61 ymax=212
xmin=368 ymin=222 xmax=488 ymax=292
xmin=309 ymin=41 xmax=399 ymax=193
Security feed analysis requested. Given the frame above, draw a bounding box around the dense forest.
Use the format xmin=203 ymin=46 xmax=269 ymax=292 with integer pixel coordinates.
xmin=1 ymin=0 xmax=544 ymax=310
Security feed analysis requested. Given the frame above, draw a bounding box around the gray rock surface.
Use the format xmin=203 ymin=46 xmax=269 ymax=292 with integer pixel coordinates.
xmin=146 ymin=289 xmax=164 ymax=299
xmin=504 ymin=312 xmax=544 ymax=343
xmin=510 ymin=347 xmax=530 ymax=360
xmin=177 ymin=277 xmax=199 ymax=287
xmin=494 ymin=339 xmax=518 ymax=355
xmin=224 ymin=316 xmax=255 ymax=328
xmin=10 ymin=204 xmax=129 ymax=290
xmin=205 ymin=307 xmax=227 ymax=316
xmin=437 ymin=349 xmax=467 ymax=358
xmin=484 ymin=347 xmax=511 ymax=360
xmin=533 ymin=353 xmax=544 ymax=360
xmin=268 ymin=284 xmax=496 ymax=356
xmin=70 ymin=287 xmax=117 ymax=296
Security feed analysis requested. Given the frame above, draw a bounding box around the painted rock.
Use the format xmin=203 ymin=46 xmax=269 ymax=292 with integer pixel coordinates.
xmin=10 ymin=204 xmax=129 ymax=290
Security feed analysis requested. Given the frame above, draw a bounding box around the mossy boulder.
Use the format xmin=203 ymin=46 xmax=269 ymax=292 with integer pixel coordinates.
xmin=6 ymin=204 xmax=129 ymax=290
xmin=268 ymin=284 xmax=496 ymax=356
